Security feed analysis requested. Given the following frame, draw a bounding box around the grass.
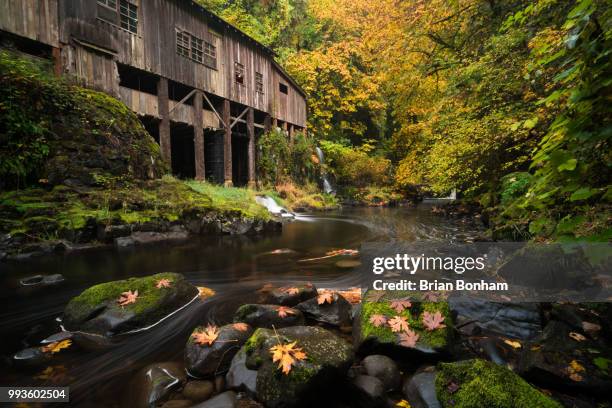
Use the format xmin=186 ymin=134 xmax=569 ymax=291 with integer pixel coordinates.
xmin=184 ymin=180 xmax=270 ymax=219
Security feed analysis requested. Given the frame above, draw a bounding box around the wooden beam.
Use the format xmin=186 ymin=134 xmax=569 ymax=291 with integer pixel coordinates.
xmin=157 ymin=77 xmax=171 ymax=167
xmin=194 ymin=91 xmax=205 ymax=180
xmin=52 ymin=47 xmax=61 ymax=77
xmin=247 ymin=107 xmax=256 ymax=188
xmin=264 ymin=114 xmax=272 ymax=133
xmin=202 ymin=92 xmax=226 ymax=129
xmin=230 ymin=107 xmax=249 ymax=129
xmin=223 ymin=99 xmax=233 ymax=187
xmin=168 ymin=89 xmax=196 ymax=115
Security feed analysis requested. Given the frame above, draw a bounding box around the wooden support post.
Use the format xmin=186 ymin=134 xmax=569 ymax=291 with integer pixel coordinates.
xmin=272 ymin=117 xmax=278 ymax=130
xmin=52 ymin=47 xmax=62 ymax=77
xmin=247 ymin=107 xmax=256 ymax=188
xmin=223 ymin=99 xmax=233 ymax=187
xmin=289 ymin=124 xmax=294 ymax=142
xmin=194 ymin=90 xmax=205 ymax=180
xmin=264 ymin=114 xmax=272 ymax=133
xmin=157 ymin=77 xmax=172 ymax=168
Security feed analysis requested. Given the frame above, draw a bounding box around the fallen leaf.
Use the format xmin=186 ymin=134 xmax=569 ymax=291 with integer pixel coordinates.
xmin=369 ymin=314 xmax=388 ymax=327
xmin=504 ymin=339 xmax=522 ymax=349
xmin=277 ymin=306 xmax=297 ymax=318
xmin=569 ymin=360 xmax=585 ymax=373
xmin=446 ymin=381 xmax=460 ymax=394
xmin=569 ymin=332 xmax=586 ymax=342
xmin=233 ymin=323 xmax=249 ymax=332
xmin=41 ymin=340 xmax=72 ymax=354
xmin=388 ymin=316 xmax=410 ymax=333
xmin=422 ymin=292 xmax=439 ymax=302
xmin=270 ymin=341 xmax=307 ymax=374
xmin=326 ymin=249 xmax=359 ymax=257
xmin=192 ymin=325 xmax=219 ymax=346
xmin=35 ymin=365 xmax=69 ymax=383
xmin=117 ymin=290 xmax=138 ymax=306
xmin=155 ymin=278 xmax=172 ymax=289
xmin=582 ymin=322 xmax=601 ymax=334
xmin=398 ymin=329 xmax=419 ymax=347
xmin=197 ymin=286 xmax=216 ymax=299
xmin=422 ymin=311 xmax=446 ymax=331
xmin=390 ymin=298 xmax=412 ymax=313
xmin=396 ymin=400 xmax=411 ymax=408
xmin=284 ymin=287 xmax=300 ymax=295
xmin=569 ymin=373 xmax=583 ymax=382
xmin=257 ymin=283 xmax=275 ymax=293
xmin=317 ymin=292 xmax=334 ymax=305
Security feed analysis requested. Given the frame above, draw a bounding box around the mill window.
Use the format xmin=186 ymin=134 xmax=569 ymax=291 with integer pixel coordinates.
xmin=255 ymin=72 xmax=264 ymax=94
xmin=98 ymin=0 xmax=117 ymax=9
xmin=203 ymin=41 xmax=217 ymax=69
xmin=235 ymin=62 xmax=245 ymax=85
xmin=279 ymin=83 xmax=288 ymax=94
xmin=119 ymin=0 xmax=138 ymax=34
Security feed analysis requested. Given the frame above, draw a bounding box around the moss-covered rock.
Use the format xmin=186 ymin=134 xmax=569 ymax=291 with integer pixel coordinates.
xmin=355 ymin=290 xmax=453 ymax=358
xmin=435 ymin=359 xmax=562 ymax=408
xmin=234 ymin=304 xmax=304 ymax=329
xmin=62 ymin=273 xmax=199 ymax=337
xmin=243 ymin=326 xmax=353 ymax=408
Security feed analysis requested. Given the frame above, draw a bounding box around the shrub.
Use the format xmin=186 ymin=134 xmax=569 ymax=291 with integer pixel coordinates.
xmin=319 ymin=140 xmax=391 ymax=187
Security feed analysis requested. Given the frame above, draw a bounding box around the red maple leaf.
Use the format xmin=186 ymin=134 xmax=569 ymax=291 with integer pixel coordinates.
xmin=398 ymin=329 xmax=419 ymax=348
xmin=233 ymin=323 xmax=249 ymax=332
xmin=155 ymin=279 xmax=172 ymax=289
xmin=277 ymin=306 xmax=297 ymax=318
xmin=390 ymin=298 xmax=412 ymax=313
xmin=422 ymin=311 xmax=446 ymax=331
xmin=284 ymin=287 xmax=300 ymax=295
xmin=117 ymin=290 xmax=138 ymax=306
xmin=192 ymin=325 xmax=219 ymax=346
xmin=369 ymin=314 xmax=388 ymax=327
xmin=317 ymin=292 xmax=335 ymax=305
xmin=388 ymin=316 xmax=410 ymax=333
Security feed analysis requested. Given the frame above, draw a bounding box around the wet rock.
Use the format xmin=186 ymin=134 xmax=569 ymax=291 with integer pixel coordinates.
xmin=353 ymin=375 xmax=385 ymax=399
xmin=62 ymin=273 xmax=199 ymax=338
xmin=266 ymin=284 xmax=318 ymax=306
xmin=12 ymin=347 xmax=50 ymax=368
xmin=226 ymin=347 xmax=257 ymax=394
xmin=435 ymin=359 xmax=561 ymax=407
xmin=354 ymin=291 xmax=453 ymax=359
xmin=295 ymin=292 xmax=352 ymax=327
xmin=191 ymin=391 xmax=237 ymax=408
xmin=449 ymin=296 xmax=541 ymax=340
xmin=182 ymin=380 xmax=214 ymax=403
xmin=517 ymin=320 xmax=612 ymax=394
xmin=20 ymin=274 xmax=65 ymax=287
xmin=97 ymin=224 xmax=132 ymax=241
xmin=161 ymin=400 xmax=193 ymax=408
xmin=234 ymin=304 xmax=304 ymax=329
xmin=186 ymin=323 xmax=253 ymax=378
xmin=114 ymin=230 xmax=190 ymax=248
xmin=40 ymin=331 xmax=73 ymax=344
xmin=244 ymin=326 xmax=353 ymax=408
xmin=361 ymin=355 xmax=401 ymax=391
xmin=129 ymin=362 xmax=186 ymax=408
xmin=402 ymin=370 xmax=440 ymax=408
xmin=214 ymin=376 xmax=225 ymax=393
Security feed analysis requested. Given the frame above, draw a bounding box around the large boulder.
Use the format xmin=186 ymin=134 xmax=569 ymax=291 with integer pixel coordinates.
xmin=354 ymin=291 xmax=453 ymax=359
xmin=361 ymin=355 xmax=401 ymax=391
xmin=185 ymin=323 xmax=254 ymax=378
xmin=295 ymin=292 xmax=352 ymax=327
xmin=242 ymin=326 xmax=353 ymax=408
xmin=234 ymin=304 xmax=304 ymax=329
xmin=62 ymin=273 xmax=199 ymax=337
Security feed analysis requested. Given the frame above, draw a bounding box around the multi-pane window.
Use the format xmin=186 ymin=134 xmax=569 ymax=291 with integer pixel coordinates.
xmin=203 ymin=41 xmax=217 ymax=69
xmin=119 ymin=0 xmax=138 ymax=34
xmin=191 ymin=36 xmax=203 ymax=64
xmin=176 ymin=29 xmax=216 ymax=68
xmin=255 ymin=72 xmax=264 ymax=94
xmin=176 ymin=30 xmax=190 ymax=58
xmin=98 ymin=0 xmax=117 ymax=8
xmin=235 ymin=62 xmax=245 ymax=85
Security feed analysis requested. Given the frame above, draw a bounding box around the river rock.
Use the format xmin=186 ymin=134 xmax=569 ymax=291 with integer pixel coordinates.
xmin=295 ymin=292 xmax=352 ymax=327
xmin=191 ymin=391 xmax=237 ymax=408
xmin=266 ymin=283 xmax=318 ymax=306
xmin=449 ymin=296 xmax=541 ymax=340
xmin=40 ymin=331 xmax=73 ymax=344
xmin=182 ymin=380 xmax=214 ymax=403
xmin=354 ymin=290 xmax=453 ymax=359
xmin=161 ymin=400 xmax=193 ymax=408
xmin=12 ymin=347 xmax=50 ymax=368
xmin=243 ymin=326 xmax=353 ymax=408
xmin=226 ymin=347 xmax=257 ymax=394
xmin=434 ymin=359 xmax=561 ymax=408
xmin=353 ymin=374 xmax=385 ymax=399
xmin=20 ymin=274 xmax=65 ymax=286
xmin=234 ymin=304 xmax=304 ymax=329
xmin=517 ymin=320 xmax=612 ymax=393
xmin=128 ymin=362 xmax=186 ymax=408
xmin=402 ymin=369 xmax=440 ymax=408
xmin=361 ymin=355 xmax=401 ymax=391
xmin=186 ymin=323 xmax=254 ymax=378
xmin=62 ymin=273 xmax=199 ymax=338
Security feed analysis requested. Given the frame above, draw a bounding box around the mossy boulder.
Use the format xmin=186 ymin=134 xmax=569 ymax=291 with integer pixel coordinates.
xmin=62 ymin=273 xmax=198 ymax=337
xmin=185 ymin=323 xmax=254 ymax=378
xmin=234 ymin=304 xmax=304 ymax=329
xmin=243 ymin=326 xmax=353 ymax=408
xmin=265 ymin=283 xmax=319 ymax=306
xmin=355 ymin=290 xmax=453 ymax=358
xmin=434 ymin=359 xmax=562 ymax=408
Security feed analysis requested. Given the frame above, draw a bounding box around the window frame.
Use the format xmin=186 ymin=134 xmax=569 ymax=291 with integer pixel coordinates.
xmin=279 ymin=82 xmax=288 ymax=95
xmin=119 ymin=0 xmax=138 ymax=34
xmin=255 ymin=72 xmax=264 ymax=94
xmin=97 ymin=0 xmax=117 ymax=10
xmin=234 ymin=62 xmax=246 ymax=86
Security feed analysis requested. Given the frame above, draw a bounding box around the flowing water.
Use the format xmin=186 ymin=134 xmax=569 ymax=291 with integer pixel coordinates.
xmin=0 ymin=204 xmax=483 ymax=406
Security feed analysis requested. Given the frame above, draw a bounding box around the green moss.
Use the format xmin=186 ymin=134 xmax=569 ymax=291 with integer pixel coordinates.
xmin=435 ymin=359 xmax=562 ymax=408
xmin=244 ymin=328 xmax=273 ymax=355
xmin=185 ymin=180 xmax=270 ymax=219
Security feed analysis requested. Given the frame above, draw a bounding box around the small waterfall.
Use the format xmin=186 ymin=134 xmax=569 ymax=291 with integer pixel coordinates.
xmin=255 ymin=195 xmax=295 ymax=218
xmin=315 ymin=147 xmax=334 ymax=194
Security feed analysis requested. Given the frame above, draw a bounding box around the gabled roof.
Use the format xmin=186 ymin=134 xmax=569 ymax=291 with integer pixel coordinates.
xmin=187 ymin=1 xmax=307 ymax=98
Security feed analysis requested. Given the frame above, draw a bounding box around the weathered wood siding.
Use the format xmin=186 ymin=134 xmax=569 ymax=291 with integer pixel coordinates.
xmin=0 ymin=0 xmax=59 ymax=47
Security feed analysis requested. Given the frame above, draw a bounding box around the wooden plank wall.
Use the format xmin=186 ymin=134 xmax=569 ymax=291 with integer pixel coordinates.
xmin=0 ymin=0 xmax=59 ymax=47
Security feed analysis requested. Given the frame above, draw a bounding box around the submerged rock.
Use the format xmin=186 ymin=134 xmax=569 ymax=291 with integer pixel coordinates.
xmin=20 ymin=274 xmax=65 ymax=286
xmin=182 ymin=380 xmax=215 ymax=403
xmin=128 ymin=362 xmax=186 ymax=408
xmin=234 ymin=304 xmax=304 ymax=329
xmin=12 ymin=347 xmax=50 ymax=368
xmin=242 ymin=326 xmax=353 ymax=408
xmin=295 ymin=292 xmax=352 ymax=327
xmin=62 ymin=273 xmax=199 ymax=338
xmin=185 ymin=323 xmax=253 ymax=378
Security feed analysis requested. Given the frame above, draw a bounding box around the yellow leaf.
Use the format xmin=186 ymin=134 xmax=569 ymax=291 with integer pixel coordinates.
xmin=504 ymin=339 xmax=522 ymax=349
xmin=396 ymin=400 xmax=412 ymax=408
xmin=40 ymin=339 xmax=72 ymax=354
xmin=569 ymin=360 xmax=585 ymax=373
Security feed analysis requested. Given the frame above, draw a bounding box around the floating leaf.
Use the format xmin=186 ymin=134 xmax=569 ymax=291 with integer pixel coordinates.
xmin=422 ymin=311 xmax=446 ymax=331
xmin=192 ymin=325 xmax=219 ymax=347
xmin=117 ymin=290 xmax=138 ymax=306
xmin=41 ymin=339 xmax=72 ymax=354
xmin=369 ymin=314 xmax=388 ymax=327
xmin=155 ymin=278 xmax=172 ymax=289
xmin=388 ymin=316 xmax=410 ymax=333
xmin=270 ymin=341 xmax=307 ymax=374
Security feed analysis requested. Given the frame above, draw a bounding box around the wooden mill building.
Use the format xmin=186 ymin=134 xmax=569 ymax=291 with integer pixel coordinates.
xmin=0 ymin=0 xmax=308 ymax=186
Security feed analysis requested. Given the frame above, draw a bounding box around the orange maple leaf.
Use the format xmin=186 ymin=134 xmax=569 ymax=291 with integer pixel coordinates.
xmin=192 ymin=325 xmax=219 ymax=346
xmin=390 ymin=298 xmax=412 ymax=313
xmin=284 ymin=287 xmax=300 ymax=295
xmin=41 ymin=339 xmax=72 ymax=354
xmin=422 ymin=311 xmax=446 ymax=331
xmin=270 ymin=341 xmax=307 ymax=374
xmin=398 ymin=329 xmax=419 ymax=348
xmin=117 ymin=290 xmax=138 ymax=306
xmin=233 ymin=323 xmax=249 ymax=332
xmin=156 ymin=278 xmax=172 ymax=289
xmin=277 ymin=306 xmax=297 ymax=318
xmin=388 ymin=316 xmax=410 ymax=333
xmin=369 ymin=314 xmax=388 ymax=327
xmin=317 ymin=292 xmax=334 ymax=305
